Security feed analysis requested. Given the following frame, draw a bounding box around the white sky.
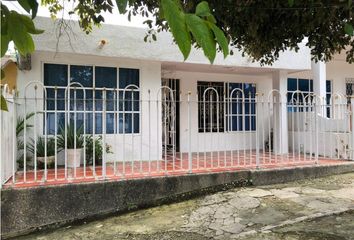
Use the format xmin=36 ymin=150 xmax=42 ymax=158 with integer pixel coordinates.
xmin=3 ymin=0 xmax=150 ymax=28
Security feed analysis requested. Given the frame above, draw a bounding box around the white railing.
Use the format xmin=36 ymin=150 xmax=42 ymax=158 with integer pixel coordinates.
xmin=1 ymin=82 xmax=353 ymax=187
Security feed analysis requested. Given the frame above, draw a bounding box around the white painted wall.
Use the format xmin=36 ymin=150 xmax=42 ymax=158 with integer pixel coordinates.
xmin=33 ymin=17 xmax=311 ymax=71
xmin=327 ymin=59 xmax=354 ymax=95
xmin=16 ymin=51 xmax=163 ymax=162
xmin=162 ymin=70 xmax=273 ymax=153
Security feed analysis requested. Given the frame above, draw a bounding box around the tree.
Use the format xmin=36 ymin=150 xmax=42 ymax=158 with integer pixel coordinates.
xmin=1 ymin=0 xmax=228 ymax=110
xmin=0 ymin=0 xmax=353 ymax=110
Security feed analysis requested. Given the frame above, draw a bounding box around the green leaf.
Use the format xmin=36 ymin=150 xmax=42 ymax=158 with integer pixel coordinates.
xmin=161 ymin=0 xmax=191 ymax=60
xmin=18 ymin=0 xmax=38 ymax=19
xmin=288 ymin=0 xmax=294 ymax=7
xmin=20 ymin=15 xmax=44 ymax=34
xmin=18 ymin=0 xmax=31 ymax=13
xmin=28 ymin=0 xmax=38 ymax=19
xmin=116 ymin=0 xmax=128 ymax=14
xmin=196 ymin=1 xmax=211 ymax=17
xmin=210 ymin=24 xmax=229 ymax=58
xmin=9 ymin=12 xmax=35 ymax=55
xmin=1 ymin=94 xmax=8 ymax=112
xmin=185 ymin=14 xmax=216 ymax=63
xmin=344 ymin=23 xmax=354 ymax=36
xmin=1 ymin=34 xmax=10 ymax=57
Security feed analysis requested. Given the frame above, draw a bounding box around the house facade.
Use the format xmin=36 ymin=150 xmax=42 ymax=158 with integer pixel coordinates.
xmin=1 ymin=17 xmax=354 ymax=186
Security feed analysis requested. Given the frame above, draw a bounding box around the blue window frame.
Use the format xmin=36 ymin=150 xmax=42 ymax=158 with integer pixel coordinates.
xmin=197 ymin=81 xmax=225 ymax=132
xmin=226 ymin=82 xmax=256 ymax=131
xmin=287 ymin=78 xmax=313 ymax=112
xmin=118 ymin=68 xmax=140 ymax=133
xmin=326 ymin=80 xmax=332 ymax=118
xmin=287 ymin=78 xmax=332 ymax=116
xmin=44 ymin=64 xmax=140 ymax=135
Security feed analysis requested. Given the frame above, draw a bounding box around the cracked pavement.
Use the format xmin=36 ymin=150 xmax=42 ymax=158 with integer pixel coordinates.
xmin=17 ymin=172 xmax=354 ymax=240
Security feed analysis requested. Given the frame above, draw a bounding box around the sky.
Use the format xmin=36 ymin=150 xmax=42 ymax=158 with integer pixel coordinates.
xmin=3 ymin=0 xmax=150 ymax=28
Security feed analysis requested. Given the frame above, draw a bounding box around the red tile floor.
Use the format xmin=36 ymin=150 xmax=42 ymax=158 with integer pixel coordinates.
xmin=4 ymin=151 xmax=353 ymax=189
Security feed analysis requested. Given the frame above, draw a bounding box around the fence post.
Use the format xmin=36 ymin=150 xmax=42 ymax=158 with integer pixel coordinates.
xmin=315 ymin=98 xmax=319 ymax=164
xmin=351 ymin=96 xmax=354 ymax=160
xmin=12 ymin=90 xmax=17 ymax=184
xmin=188 ymin=91 xmax=192 ymax=173
xmin=0 ymin=86 xmax=3 ymax=188
xmin=255 ymin=93 xmax=260 ymax=169
xmin=102 ymin=88 xmax=107 ymax=178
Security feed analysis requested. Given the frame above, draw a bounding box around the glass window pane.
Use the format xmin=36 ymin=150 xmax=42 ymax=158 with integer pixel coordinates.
xmin=287 ymin=78 xmax=297 ymax=91
xmin=298 ymin=79 xmax=309 ymax=92
xmin=244 ymin=83 xmax=256 ymax=98
xmin=118 ymin=113 xmax=139 ymax=133
xmin=326 ymin=80 xmax=331 ymax=93
xmin=95 ymin=66 xmax=117 ymax=88
xmin=106 ymin=113 xmax=115 ymax=134
xmin=106 ymin=90 xmax=116 ymax=111
xmin=251 ymin=116 xmax=256 ymax=131
xmin=46 ymin=112 xmax=65 ymax=134
xmin=310 ymin=79 xmax=314 ymax=92
xmin=95 ymin=113 xmax=103 ymax=134
xmin=119 ymin=68 xmax=139 ymax=89
xmin=70 ymin=65 xmax=93 ymax=87
xmin=44 ymin=63 xmax=68 ymax=86
xmin=229 ymin=83 xmax=243 ymax=98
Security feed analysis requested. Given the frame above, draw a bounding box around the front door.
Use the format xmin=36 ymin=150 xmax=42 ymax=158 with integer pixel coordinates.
xmin=161 ymin=78 xmax=180 ymax=154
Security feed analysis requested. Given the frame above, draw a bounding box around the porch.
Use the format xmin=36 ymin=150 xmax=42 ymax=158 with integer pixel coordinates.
xmin=1 ymin=78 xmax=354 ymax=189
xmin=3 ymin=153 xmax=348 ymax=189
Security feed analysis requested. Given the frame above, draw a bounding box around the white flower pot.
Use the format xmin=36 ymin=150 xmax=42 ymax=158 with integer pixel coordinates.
xmin=67 ymin=149 xmax=82 ymax=168
xmin=37 ymin=156 xmax=55 ymax=165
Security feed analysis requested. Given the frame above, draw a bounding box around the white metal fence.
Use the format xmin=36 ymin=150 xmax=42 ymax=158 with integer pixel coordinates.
xmin=1 ymin=82 xmax=353 ymax=187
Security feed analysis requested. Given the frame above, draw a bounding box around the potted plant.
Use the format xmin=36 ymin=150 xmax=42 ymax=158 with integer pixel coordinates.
xmin=28 ymin=137 xmax=56 ymax=169
xmin=58 ymin=123 xmax=84 ymax=168
xmin=85 ymin=135 xmax=113 ymax=165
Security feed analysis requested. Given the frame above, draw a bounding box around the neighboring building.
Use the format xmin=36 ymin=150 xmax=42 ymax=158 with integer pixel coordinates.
xmin=1 ymin=56 xmax=17 ymax=91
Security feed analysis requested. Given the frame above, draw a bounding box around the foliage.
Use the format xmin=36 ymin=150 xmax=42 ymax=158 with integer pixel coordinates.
xmin=40 ymin=0 xmax=228 ymax=63
xmin=1 ymin=0 xmax=43 ymax=110
xmin=0 ymin=0 xmax=353 ymax=84
xmin=1 ymin=0 xmax=353 ymax=68
xmin=0 ymin=95 xmax=8 ymax=111
xmin=85 ymin=135 xmax=113 ymax=165
xmin=16 ymin=112 xmax=35 ymax=170
xmin=196 ymin=0 xmax=354 ymax=65
xmin=28 ymin=137 xmax=56 ymax=157
xmin=16 ymin=112 xmax=35 ymax=136
xmin=57 ymin=123 xmax=84 ymax=149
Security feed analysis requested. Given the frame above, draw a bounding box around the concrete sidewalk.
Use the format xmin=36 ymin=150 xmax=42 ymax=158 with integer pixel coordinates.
xmin=16 ymin=172 xmax=354 ymax=240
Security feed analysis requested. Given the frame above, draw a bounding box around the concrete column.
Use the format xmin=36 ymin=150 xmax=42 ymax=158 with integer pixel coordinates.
xmin=272 ymin=70 xmax=289 ymax=154
xmin=311 ymin=61 xmax=326 ymax=99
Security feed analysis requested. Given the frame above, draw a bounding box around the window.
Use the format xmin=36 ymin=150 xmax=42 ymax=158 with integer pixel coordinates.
xmin=197 ymin=81 xmax=224 ymax=132
xmin=287 ymin=78 xmax=313 ymax=112
xmin=197 ymin=81 xmax=256 ymax=132
xmin=346 ymin=78 xmax=354 ymax=104
xmin=226 ymin=83 xmax=256 ymax=131
xmin=326 ymin=80 xmax=332 ymax=118
xmin=44 ymin=63 xmax=140 ymax=135
xmin=287 ymin=78 xmax=333 ymax=116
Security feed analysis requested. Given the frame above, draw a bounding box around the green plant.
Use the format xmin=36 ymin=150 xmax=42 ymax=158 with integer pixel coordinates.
xmin=16 ymin=112 xmax=35 ymax=170
xmin=28 ymin=137 xmax=56 ymax=157
xmin=85 ymin=135 xmax=113 ymax=165
xmin=57 ymin=123 xmax=84 ymax=149
xmin=28 ymin=137 xmax=56 ymax=169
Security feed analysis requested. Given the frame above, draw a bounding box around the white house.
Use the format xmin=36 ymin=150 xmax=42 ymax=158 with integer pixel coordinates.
xmin=1 ymin=17 xmax=354 ymax=186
